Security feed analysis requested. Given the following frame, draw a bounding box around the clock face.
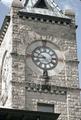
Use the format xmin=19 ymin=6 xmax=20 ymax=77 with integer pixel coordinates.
xmin=32 ymin=46 xmax=58 ymax=70
xmin=26 ymin=40 xmax=64 ymax=76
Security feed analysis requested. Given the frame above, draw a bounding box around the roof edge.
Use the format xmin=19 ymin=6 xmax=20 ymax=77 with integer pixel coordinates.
xmin=0 ymin=16 xmax=10 ymax=45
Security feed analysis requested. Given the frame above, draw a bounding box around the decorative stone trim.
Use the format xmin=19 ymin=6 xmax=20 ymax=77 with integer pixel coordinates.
xmin=11 ymin=81 xmax=81 ymax=92
xmin=0 ymin=16 xmax=10 ymax=45
xmin=18 ymin=11 xmax=71 ymax=26
xmin=25 ymin=82 xmax=67 ymax=95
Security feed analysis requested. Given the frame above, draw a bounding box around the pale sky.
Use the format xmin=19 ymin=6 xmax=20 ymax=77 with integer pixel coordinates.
xmin=0 ymin=0 xmax=81 ymax=87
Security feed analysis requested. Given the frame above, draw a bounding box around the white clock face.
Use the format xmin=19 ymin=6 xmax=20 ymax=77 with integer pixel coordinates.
xmin=26 ymin=40 xmax=65 ymax=76
xmin=32 ymin=46 xmax=58 ymax=70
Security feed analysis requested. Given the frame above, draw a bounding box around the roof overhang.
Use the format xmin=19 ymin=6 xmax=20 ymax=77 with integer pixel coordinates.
xmin=18 ymin=11 xmax=71 ymax=24
xmin=0 ymin=16 xmax=10 ymax=45
xmin=0 ymin=108 xmax=60 ymax=120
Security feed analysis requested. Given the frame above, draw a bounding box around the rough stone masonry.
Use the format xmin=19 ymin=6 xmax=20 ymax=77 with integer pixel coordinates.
xmin=0 ymin=0 xmax=81 ymax=120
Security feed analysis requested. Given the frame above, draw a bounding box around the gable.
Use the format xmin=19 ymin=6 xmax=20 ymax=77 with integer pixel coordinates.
xmin=20 ymin=0 xmax=67 ymax=18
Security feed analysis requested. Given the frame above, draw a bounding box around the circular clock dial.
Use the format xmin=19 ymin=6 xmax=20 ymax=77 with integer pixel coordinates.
xmin=32 ymin=46 xmax=58 ymax=70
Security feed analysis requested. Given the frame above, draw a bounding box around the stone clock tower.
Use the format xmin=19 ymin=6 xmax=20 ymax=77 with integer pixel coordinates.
xmin=0 ymin=0 xmax=81 ymax=120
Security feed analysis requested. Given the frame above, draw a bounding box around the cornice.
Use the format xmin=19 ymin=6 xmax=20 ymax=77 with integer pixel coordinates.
xmin=18 ymin=11 xmax=72 ymax=26
xmin=0 ymin=16 xmax=10 ymax=45
xmin=11 ymin=81 xmax=81 ymax=95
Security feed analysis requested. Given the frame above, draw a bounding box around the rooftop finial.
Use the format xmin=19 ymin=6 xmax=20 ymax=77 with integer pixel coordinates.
xmin=64 ymin=9 xmax=75 ymax=17
xmin=12 ymin=0 xmax=24 ymax=8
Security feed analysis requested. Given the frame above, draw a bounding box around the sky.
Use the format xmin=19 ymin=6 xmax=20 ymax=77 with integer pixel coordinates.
xmin=0 ymin=0 xmax=81 ymax=87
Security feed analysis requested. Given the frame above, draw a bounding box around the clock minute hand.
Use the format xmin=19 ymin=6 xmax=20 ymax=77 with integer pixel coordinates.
xmin=38 ymin=55 xmax=50 ymax=63
xmin=40 ymin=55 xmax=51 ymax=63
xmin=38 ymin=55 xmax=46 ymax=59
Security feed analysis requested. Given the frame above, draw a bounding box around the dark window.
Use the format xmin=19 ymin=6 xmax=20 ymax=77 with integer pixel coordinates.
xmin=34 ymin=0 xmax=48 ymax=9
xmin=37 ymin=103 xmax=54 ymax=113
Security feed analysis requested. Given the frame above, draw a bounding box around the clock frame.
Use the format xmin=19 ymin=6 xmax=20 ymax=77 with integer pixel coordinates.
xmin=32 ymin=46 xmax=58 ymax=70
xmin=26 ymin=40 xmax=64 ymax=77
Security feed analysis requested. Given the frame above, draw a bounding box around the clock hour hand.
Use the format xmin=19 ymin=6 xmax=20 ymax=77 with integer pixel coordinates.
xmin=38 ymin=55 xmax=51 ymax=63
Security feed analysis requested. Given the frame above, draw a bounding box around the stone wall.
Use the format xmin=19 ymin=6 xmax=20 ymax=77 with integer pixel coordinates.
xmin=0 ymin=4 xmax=81 ymax=120
xmin=0 ymin=20 xmax=12 ymax=107
xmin=12 ymin=9 xmax=79 ymax=88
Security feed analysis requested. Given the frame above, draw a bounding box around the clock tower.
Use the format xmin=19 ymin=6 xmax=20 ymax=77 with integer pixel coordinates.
xmin=0 ymin=0 xmax=81 ymax=120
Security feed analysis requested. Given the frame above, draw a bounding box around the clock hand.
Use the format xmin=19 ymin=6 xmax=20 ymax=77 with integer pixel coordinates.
xmin=38 ymin=55 xmax=46 ymax=59
xmin=37 ymin=55 xmax=50 ymax=63
xmin=39 ymin=54 xmax=52 ymax=62
xmin=41 ymin=56 xmax=51 ymax=63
